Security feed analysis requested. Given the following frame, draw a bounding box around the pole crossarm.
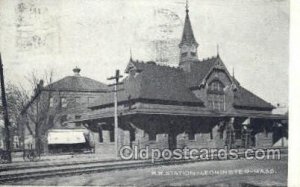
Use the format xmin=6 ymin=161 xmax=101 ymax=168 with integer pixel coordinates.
xmin=107 ymin=75 xmax=123 ymax=80
xmin=108 ymin=82 xmax=124 ymax=87
xmin=107 ymin=70 xmax=123 ymax=81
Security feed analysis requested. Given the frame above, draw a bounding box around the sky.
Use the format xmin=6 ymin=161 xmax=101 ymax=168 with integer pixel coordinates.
xmin=0 ymin=0 xmax=289 ymax=106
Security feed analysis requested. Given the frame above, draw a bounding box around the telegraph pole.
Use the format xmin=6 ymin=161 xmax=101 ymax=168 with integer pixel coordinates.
xmin=0 ymin=53 xmax=12 ymax=163
xmin=107 ymin=70 xmax=123 ymax=159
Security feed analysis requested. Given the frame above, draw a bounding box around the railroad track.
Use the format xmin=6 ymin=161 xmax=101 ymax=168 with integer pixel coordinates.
xmin=0 ymin=148 xmax=288 ymax=183
xmin=0 ymin=158 xmax=122 ymax=172
xmin=0 ymin=158 xmax=204 ymax=183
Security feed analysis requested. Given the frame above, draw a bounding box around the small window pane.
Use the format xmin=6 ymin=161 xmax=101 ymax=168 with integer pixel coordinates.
xmin=207 ymin=80 xmax=225 ymax=111
xmin=61 ymin=97 xmax=67 ymax=108
xmin=49 ymin=97 xmax=54 ymax=107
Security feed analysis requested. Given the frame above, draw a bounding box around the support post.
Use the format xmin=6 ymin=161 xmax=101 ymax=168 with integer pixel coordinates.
xmin=114 ymin=82 xmax=118 ymax=158
xmin=226 ymin=117 xmax=235 ymax=149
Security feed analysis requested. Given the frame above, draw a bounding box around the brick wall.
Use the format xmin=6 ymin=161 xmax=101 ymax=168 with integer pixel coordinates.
xmin=89 ymin=118 xmax=278 ymax=157
xmin=177 ymin=124 xmax=225 ymax=149
xmin=255 ymin=132 xmax=273 ymax=147
xmin=91 ymin=127 xmax=130 ymax=157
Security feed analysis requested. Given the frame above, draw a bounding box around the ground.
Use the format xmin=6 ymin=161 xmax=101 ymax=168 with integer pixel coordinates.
xmin=8 ymin=157 xmax=287 ymax=186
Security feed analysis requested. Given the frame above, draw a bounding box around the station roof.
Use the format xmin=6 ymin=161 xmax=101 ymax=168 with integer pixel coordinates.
xmin=90 ymin=57 xmax=274 ymax=111
xmin=45 ymin=76 xmax=108 ymax=92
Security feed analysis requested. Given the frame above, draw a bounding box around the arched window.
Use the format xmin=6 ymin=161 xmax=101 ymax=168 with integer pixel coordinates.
xmin=207 ymin=80 xmax=225 ymax=111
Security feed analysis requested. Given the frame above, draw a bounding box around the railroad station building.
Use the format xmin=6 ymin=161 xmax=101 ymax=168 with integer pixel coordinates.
xmin=20 ymin=5 xmax=288 ymax=156
xmin=68 ymin=6 xmax=288 ymax=157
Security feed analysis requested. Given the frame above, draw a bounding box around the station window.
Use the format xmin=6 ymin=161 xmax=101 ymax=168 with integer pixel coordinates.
xmin=98 ymin=128 xmax=103 ymax=143
xmin=207 ymin=80 xmax=225 ymax=111
xmin=49 ymin=97 xmax=54 ymax=107
xmin=60 ymin=97 xmax=67 ymax=108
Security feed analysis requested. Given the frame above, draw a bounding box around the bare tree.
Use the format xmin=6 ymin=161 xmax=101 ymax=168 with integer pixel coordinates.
xmin=6 ymin=83 xmax=30 ymax=125
xmin=25 ymin=69 xmax=54 ymax=95
xmin=21 ymin=69 xmax=57 ymax=153
xmin=0 ymin=82 xmax=29 ymax=150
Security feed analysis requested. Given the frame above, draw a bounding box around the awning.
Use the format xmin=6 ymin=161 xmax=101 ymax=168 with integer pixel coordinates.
xmin=48 ymin=130 xmax=86 ymax=144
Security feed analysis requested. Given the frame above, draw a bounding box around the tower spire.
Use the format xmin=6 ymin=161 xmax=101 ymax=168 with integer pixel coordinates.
xmin=186 ymin=0 xmax=189 ymax=13
xmin=179 ymin=1 xmax=198 ymax=48
xmin=217 ymin=44 xmax=219 ymax=57
xmin=129 ymin=48 xmax=133 ymax=62
xmin=130 ymin=48 xmax=132 ymax=61
xmin=178 ymin=0 xmax=199 ymax=71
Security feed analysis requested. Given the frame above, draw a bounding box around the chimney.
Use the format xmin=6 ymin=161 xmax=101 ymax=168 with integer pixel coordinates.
xmin=73 ymin=67 xmax=81 ymax=76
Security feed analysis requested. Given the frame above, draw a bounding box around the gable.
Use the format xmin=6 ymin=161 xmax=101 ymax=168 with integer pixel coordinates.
xmin=202 ymin=57 xmax=234 ymax=87
xmin=187 ymin=56 xmax=273 ymax=112
xmin=206 ymin=69 xmax=232 ymax=89
xmin=186 ymin=56 xmax=234 ymax=89
xmin=125 ymin=61 xmax=137 ymax=73
xmin=186 ymin=57 xmax=217 ymax=88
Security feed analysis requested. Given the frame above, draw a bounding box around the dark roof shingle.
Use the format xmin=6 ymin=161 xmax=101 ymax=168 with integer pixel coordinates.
xmin=91 ymin=58 xmax=274 ymax=111
xmin=186 ymin=57 xmax=218 ymax=87
xmin=233 ymin=86 xmax=274 ymax=110
xmin=91 ymin=61 xmax=204 ymax=108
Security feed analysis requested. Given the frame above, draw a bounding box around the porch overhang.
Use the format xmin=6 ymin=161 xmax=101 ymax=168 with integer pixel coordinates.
xmin=65 ymin=106 xmax=287 ymax=124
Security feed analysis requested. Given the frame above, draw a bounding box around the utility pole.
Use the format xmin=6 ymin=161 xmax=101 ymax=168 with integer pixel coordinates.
xmin=107 ymin=70 xmax=123 ymax=159
xmin=0 ymin=53 xmax=12 ymax=163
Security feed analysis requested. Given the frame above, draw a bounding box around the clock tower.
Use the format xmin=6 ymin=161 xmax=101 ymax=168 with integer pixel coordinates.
xmin=179 ymin=2 xmax=199 ymax=71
